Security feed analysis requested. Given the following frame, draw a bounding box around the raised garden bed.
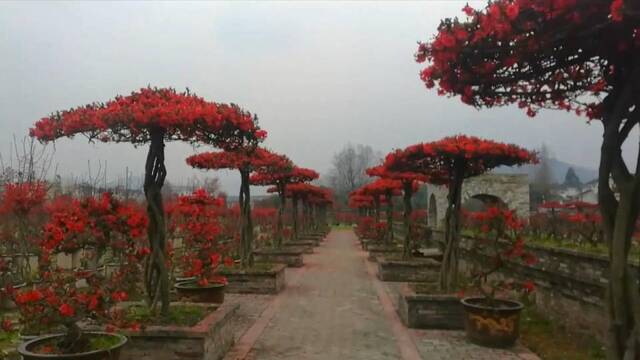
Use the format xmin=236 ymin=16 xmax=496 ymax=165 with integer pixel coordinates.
xmin=377 ymin=257 xmax=440 ymax=282
xmin=397 ymin=283 xmax=464 ymax=330
xmin=254 ymin=248 xmax=304 ymax=267
xmin=217 ymin=263 xmax=286 ymax=294
xmin=87 ymin=302 xmax=239 ymax=360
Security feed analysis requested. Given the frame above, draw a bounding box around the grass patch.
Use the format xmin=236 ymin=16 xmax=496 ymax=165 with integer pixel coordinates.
xmin=520 ymin=305 xmax=606 ymax=360
xmin=89 ymin=334 xmax=123 ymax=350
xmin=125 ymin=304 xmax=212 ymax=327
xmin=219 ymin=262 xmax=277 ymax=273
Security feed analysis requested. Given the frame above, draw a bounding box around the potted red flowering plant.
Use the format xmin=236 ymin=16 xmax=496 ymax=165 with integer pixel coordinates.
xmin=169 ymin=189 xmax=232 ymax=303
xmin=13 ymin=192 xmax=148 ymax=359
xmin=461 ymin=207 xmax=537 ymax=348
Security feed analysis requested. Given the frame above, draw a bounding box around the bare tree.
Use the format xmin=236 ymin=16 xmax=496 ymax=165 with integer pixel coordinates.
xmin=326 ymin=143 xmax=381 ymax=202
xmin=0 ymin=135 xmax=56 ymax=185
xmin=531 ymin=143 xmax=554 ymax=206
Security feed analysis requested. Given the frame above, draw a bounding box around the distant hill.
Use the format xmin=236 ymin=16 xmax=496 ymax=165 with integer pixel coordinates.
xmin=495 ymin=158 xmax=598 ymax=184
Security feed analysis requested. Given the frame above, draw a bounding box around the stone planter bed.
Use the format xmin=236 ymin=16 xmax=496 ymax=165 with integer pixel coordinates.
xmin=367 ymin=244 xmax=403 ymax=262
xmin=377 ymin=256 xmax=440 ymax=282
xmin=95 ymin=301 xmax=240 ymax=360
xmin=254 ymin=248 xmax=304 ymax=267
xmin=217 ymin=263 xmax=286 ymax=294
xmin=397 ymin=283 xmax=464 ymax=330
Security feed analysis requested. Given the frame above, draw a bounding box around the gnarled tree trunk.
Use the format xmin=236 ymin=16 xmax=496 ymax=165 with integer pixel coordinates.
xmin=276 ymin=183 xmax=286 ymax=247
xmin=292 ymin=196 xmax=299 ymax=241
xmin=598 ymin=76 xmax=640 ymax=360
xmin=239 ymin=169 xmax=254 ymax=268
xmin=386 ymin=190 xmax=394 ymax=245
xmin=143 ymin=128 xmax=169 ymax=316
xmin=402 ymin=182 xmax=413 ymax=259
xmin=439 ymin=161 xmax=464 ymax=293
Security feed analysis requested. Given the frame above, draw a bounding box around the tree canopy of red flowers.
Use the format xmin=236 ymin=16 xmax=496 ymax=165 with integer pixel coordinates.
xmin=186 ymin=147 xmax=289 ymax=173
xmin=30 ymin=87 xmax=265 ymax=148
xmin=29 ymin=87 xmax=265 ymax=315
xmin=382 ymin=135 xmax=537 ymax=184
xmin=417 ymin=2 xmax=639 ymax=354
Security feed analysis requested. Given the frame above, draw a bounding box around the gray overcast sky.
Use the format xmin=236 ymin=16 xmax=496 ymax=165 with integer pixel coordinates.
xmin=1 ymin=1 xmax=633 ymax=194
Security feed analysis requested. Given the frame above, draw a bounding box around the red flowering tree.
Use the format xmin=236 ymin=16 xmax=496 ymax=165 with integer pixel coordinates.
xmin=367 ymin=165 xmax=427 ymax=258
xmin=354 ymin=176 xmax=403 ymax=244
xmin=252 ymin=166 xmax=319 ymax=244
xmin=166 ymin=189 xmax=231 ymax=286
xmin=186 ymin=148 xmax=288 ymax=267
xmin=383 ymin=136 xmax=535 ymax=290
xmin=416 ymin=1 xmax=640 ymax=353
xmin=30 ymin=87 xmax=265 ymax=315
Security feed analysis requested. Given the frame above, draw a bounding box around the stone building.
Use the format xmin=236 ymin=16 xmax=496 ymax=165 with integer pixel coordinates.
xmin=425 ymin=173 xmax=530 ymax=228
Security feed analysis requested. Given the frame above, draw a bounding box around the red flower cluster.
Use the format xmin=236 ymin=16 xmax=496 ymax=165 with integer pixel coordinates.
xmin=167 ymin=189 xmax=231 ymax=285
xmin=0 ymin=182 xmax=47 ymax=216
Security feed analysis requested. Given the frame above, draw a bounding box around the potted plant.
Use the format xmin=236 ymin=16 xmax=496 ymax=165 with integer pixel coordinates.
xmin=14 ymin=269 xmax=130 ymax=360
xmin=13 ymin=192 xmax=149 ymax=358
xmin=169 ymin=189 xmax=233 ymax=303
xmin=460 ymin=207 xmax=537 ymax=348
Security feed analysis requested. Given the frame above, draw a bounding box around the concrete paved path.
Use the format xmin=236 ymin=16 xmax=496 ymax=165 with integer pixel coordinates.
xmin=225 ymin=229 xmax=539 ymax=360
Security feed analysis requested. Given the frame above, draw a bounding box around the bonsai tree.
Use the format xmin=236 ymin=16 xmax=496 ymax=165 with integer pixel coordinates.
xmin=366 ymin=165 xmax=427 ymax=258
xmin=30 ymin=87 xmax=265 ymax=315
xmin=253 ymin=166 xmax=319 ymax=244
xmin=383 ymin=136 xmax=536 ymax=290
xmin=186 ymin=148 xmax=288 ymax=267
xmin=167 ymin=188 xmax=231 ymax=286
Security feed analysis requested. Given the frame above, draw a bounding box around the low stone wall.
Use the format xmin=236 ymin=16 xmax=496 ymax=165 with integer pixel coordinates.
xmin=397 ymin=284 xmax=464 ymax=330
xmin=432 ymin=230 xmax=620 ymax=341
xmin=218 ymin=264 xmax=286 ymax=294
xmin=118 ymin=302 xmax=239 ymax=360
xmin=377 ymin=258 xmax=440 ymax=282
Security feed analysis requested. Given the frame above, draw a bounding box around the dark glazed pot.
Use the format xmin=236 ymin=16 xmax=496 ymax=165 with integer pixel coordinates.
xmin=175 ymin=281 xmax=225 ymax=304
xmin=18 ymin=331 xmax=127 ymax=360
xmin=461 ymin=297 xmax=523 ymax=348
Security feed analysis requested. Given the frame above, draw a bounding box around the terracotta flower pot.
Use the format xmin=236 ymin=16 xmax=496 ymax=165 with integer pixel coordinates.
xmin=18 ymin=331 xmax=127 ymax=360
xmin=175 ymin=281 xmax=225 ymax=304
xmin=461 ymin=297 xmax=523 ymax=348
